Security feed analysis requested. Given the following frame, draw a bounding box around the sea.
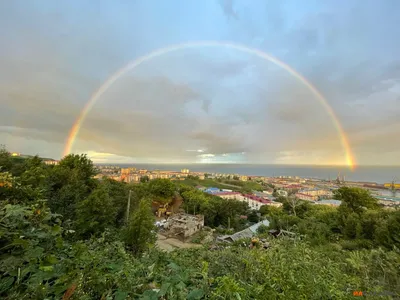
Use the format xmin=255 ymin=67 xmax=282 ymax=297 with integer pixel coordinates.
xmin=107 ymin=164 xmax=399 ymax=184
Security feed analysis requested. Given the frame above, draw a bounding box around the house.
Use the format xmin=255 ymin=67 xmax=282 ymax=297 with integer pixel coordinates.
xmin=213 ymin=191 xmax=243 ymax=200
xmin=295 ymin=192 xmax=318 ymax=201
xmin=242 ymin=194 xmax=272 ymax=210
xmin=277 ymin=190 xmax=288 ymax=197
xmin=300 ymin=188 xmax=333 ymax=198
xmin=239 ymin=175 xmax=248 ymax=181
xmin=315 ymin=199 xmax=342 ymax=207
xmin=214 ymin=192 xmax=279 ymax=210
xmin=163 ymin=213 xmax=204 ymax=241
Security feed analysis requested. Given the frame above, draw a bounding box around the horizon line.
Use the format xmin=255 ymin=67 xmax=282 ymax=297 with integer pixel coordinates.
xmin=92 ymin=162 xmax=400 ymax=167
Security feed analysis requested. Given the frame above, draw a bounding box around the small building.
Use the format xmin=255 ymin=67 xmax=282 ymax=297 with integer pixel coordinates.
xmin=315 ymin=199 xmax=342 ymax=207
xmin=163 ymin=213 xmax=204 ymax=241
xmin=44 ymin=160 xmax=59 ymax=165
xmin=214 ymin=191 xmax=242 ymax=200
xmin=277 ymin=190 xmax=288 ymax=197
xmin=295 ymin=192 xmax=318 ymax=201
xmin=217 ymin=219 xmax=270 ymax=243
xmin=204 ymin=187 xmax=222 ymax=194
xmin=239 ymin=175 xmax=248 ymax=181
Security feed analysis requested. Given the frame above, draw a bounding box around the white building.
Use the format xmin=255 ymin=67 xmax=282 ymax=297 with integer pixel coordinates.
xmin=214 ymin=192 xmax=279 ymax=210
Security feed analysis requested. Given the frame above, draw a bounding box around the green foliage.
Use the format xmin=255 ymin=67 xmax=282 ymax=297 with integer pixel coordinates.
xmin=148 ymin=178 xmax=175 ymax=203
xmin=180 ymin=187 xmax=249 ymax=230
xmin=1 ymin=146 xmax=400 ymax=299
xmin=140 ymin=175 xmax=150 ymax=183
xmin=46 ymin=154 xmax=97 ymax=221
xmin=256 ymin=224 xmax=268 ymax=234
xmin=0 ymin=202 xmax=66 ymax=298
xmin=123 ymin=199 xmax=156 ymax=255
xmin=336 ymin=186 xmax=379 ymax=215
xmin=75 ymin=186 xmax=117 ymax=238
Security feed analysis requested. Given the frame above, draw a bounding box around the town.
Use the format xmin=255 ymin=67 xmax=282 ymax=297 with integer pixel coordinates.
xmin=9 ymin=152 xmax=400 ymax=209
xmin=93 ymin=164 xmax=400 ymax=209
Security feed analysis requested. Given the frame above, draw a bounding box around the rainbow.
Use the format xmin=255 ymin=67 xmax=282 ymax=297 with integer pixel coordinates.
xmin=63 ymin=41 xmax=356 ymax=169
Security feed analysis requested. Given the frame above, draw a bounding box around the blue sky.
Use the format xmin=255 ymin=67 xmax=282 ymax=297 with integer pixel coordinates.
xmin=0 ymin=0 xmax=399 ymax=165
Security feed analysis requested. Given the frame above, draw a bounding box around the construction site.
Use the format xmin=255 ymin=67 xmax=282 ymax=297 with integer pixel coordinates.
xmin=152 ymin=194 xmax=207 ymax=251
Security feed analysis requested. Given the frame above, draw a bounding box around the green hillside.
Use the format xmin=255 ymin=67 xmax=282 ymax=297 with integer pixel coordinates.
xmin=1 ymin=146 xmax=399 ymax=299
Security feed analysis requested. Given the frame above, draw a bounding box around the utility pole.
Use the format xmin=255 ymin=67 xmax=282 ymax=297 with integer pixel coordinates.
xmin=126 ymin=190 xmax=132 ymax=223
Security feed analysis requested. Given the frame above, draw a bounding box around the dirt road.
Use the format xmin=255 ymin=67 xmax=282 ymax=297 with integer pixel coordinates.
xmin=156 ymin=234 xmax=202 ymax=252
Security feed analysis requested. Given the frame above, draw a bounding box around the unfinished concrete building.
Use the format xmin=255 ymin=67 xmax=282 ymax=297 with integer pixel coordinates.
xmin=163 ymin=213 xmax=204 ymax=241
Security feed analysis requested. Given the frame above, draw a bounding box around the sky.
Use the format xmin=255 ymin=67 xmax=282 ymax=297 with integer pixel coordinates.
xmin=0 ymin=0 xmax=399 ymax=166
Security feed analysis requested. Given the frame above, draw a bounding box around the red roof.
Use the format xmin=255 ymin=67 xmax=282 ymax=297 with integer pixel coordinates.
xmin=296 ymin=193 xmax=314 ymax=197
xmin=243 ymin=194 xmax=272 ymax=204
xmin=286 ymin=184 xmax=302 ymax=189
xmin=214 ymin=191 xmax=241 ymax=196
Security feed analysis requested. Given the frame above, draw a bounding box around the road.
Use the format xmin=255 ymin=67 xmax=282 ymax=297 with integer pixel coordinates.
xmin=156 ymin=234 xmax=202 ymax=252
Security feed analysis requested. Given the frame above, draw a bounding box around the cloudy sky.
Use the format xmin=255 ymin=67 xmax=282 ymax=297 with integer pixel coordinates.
xmin=0 ymin=0 xmax=399 ymax=166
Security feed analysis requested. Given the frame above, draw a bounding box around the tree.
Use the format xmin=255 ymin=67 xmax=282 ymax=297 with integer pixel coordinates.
xmin=148 ymin=178 xmax=175 ymax=203
xmin=335 ymin=187 xmax=379 ymax=216
xmin=342 ymin=212 xmax=362 ymax=239
xmin=256 ymin=224 xmax=269 ymax=234
xmin=19 ymin=156 xmax=48 ymax=188
xmin=101 ymin=178 xmax=130 ymax=227
xmin=0 ymin=145 xmax=13 ymax=173
xmin=240 ymin=187 xmax=252 ymax=194
xmin=46 ymin=154 xmax=97 ymax=222
xmin=283 ymin=196 xmax=302 ymax=216
xmin=140 ymin=175 xmax=149 ymax=183
xmin=75 ymin=187 xmax=117 ymax=238
xmin=248 ymin=210 xmax=259 ymax=223
xmin=260 ymin=205 xmax=283 ymax=218
xmin=123 ymin=198 xmax=156 ymax=255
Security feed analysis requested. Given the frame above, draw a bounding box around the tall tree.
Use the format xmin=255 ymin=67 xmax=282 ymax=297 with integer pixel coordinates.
xmin=75 ymin=187 xmax=117 ymax=238
xmin=123 ymin=198 xmax=156 ymax=255
xmin=148 ymin=178 xmax=175 ymax=203
xmin=335 ymin=187 xmax=379 ymax=216
xmin=46 ymin=154 xmax=97 ymax=222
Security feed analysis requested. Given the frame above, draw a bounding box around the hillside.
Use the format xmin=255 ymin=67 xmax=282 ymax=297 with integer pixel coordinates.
xmin=0 ymin=147 xmax=399 ymax=299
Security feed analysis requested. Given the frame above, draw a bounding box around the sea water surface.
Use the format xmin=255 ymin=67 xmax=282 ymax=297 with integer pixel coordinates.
xmin=110 ymin=164 xmax=399 ymax=184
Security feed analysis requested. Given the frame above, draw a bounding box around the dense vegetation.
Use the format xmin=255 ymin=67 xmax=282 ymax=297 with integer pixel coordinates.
xmin=1 ymin=147 xmax=399 ymax=299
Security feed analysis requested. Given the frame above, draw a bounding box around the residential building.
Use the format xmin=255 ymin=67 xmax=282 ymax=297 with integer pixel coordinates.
xmin=295 ymin=193 xmax=318 ymax=201
xmin=239 ymin=175 xmax=248 ymax=181
xmin=44 ymin=160 xmax=59 ymax=165
xmin=213 ymin=192 xmax=274 ymax=210
xmin=315 ymin=199 xmax=342 ymax=207
xmin=277 ymin=190 xmax=288 ymax=197
xmin=300 ymin=188 xmax=333 ymax=197
xmin=163 ymin=213 xmax=204 ymax=241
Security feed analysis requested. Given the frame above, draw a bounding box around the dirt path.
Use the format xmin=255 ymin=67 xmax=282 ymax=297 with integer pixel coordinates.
xmin=156 ymin=234 xmax=202 ymax=252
